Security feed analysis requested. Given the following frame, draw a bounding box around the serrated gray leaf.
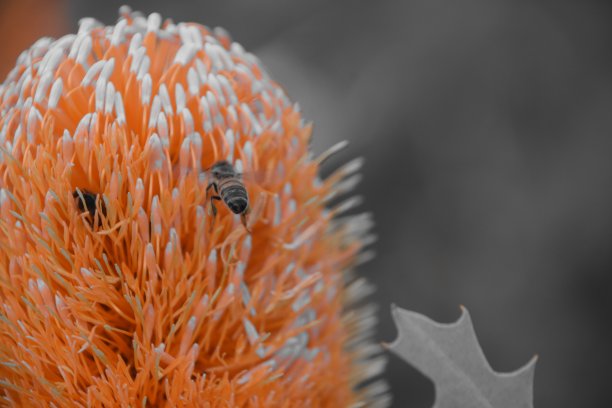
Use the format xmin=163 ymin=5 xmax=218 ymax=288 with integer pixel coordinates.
xmin=386 ymin=305 xmax=537 ymax=408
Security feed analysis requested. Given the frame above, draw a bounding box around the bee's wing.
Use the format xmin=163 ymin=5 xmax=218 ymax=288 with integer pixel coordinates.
xmin=201 ymin=160 xmax=273 ymax=186
xmin=236 ymin=169 xmax=271 ymax=185
xmin=199 ymin=168 xmax=213 ymax=182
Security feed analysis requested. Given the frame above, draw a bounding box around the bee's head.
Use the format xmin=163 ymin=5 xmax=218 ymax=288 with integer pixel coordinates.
xmin=210 ymin=160 xmax=234 ymax=178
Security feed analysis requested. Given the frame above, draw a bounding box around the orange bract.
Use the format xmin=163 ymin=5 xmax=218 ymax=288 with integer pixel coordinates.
xmin=0 ymin=7 xmax=387 ymax=407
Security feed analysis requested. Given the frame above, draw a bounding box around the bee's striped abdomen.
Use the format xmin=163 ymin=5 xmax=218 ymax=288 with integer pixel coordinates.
xmin=218 ymin=178 xmax=249 ymax=214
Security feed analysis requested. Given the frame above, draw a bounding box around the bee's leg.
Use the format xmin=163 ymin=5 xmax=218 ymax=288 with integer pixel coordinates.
xmin=210 ymin=196 xmax=221 ymax=217
xmin=240 ymin=205 xmax=252 ymax=233
xmin=240 ymin=213 xmax=251 ymax=233
xmin=205 ymin=182 xmax=218 ymax=200
xmin=208 ymin=195 xmax=222 ymax=232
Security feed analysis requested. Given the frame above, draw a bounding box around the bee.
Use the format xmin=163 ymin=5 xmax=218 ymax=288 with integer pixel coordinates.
xmin=205 ymin=160 xmax=251 ymax=232
xmin=73 ymin=189 xmax=105 ymax=225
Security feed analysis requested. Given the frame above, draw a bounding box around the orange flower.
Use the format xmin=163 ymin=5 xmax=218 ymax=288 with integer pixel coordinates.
xmin=0 ymin=7 xmax=388 ymax=407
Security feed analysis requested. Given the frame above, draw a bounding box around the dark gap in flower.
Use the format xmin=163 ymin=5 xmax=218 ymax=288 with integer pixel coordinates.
xmin=128 ymin=363 xmax=137 ymax=380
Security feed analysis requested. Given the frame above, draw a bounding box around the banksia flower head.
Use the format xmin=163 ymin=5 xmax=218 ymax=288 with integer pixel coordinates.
xmin=0 ymin=7 xmax=387 ymax=407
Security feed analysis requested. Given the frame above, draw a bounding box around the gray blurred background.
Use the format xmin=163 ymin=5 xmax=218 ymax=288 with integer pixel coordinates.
xmin=5 ymin=0 xmax=612 ymax=406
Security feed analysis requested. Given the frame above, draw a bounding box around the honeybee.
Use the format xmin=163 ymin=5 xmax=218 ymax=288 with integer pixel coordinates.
xmin=205 ymin=160 xmax=251 ymax=232
xmin=73 ymin=189 xmax=105 ymax=225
